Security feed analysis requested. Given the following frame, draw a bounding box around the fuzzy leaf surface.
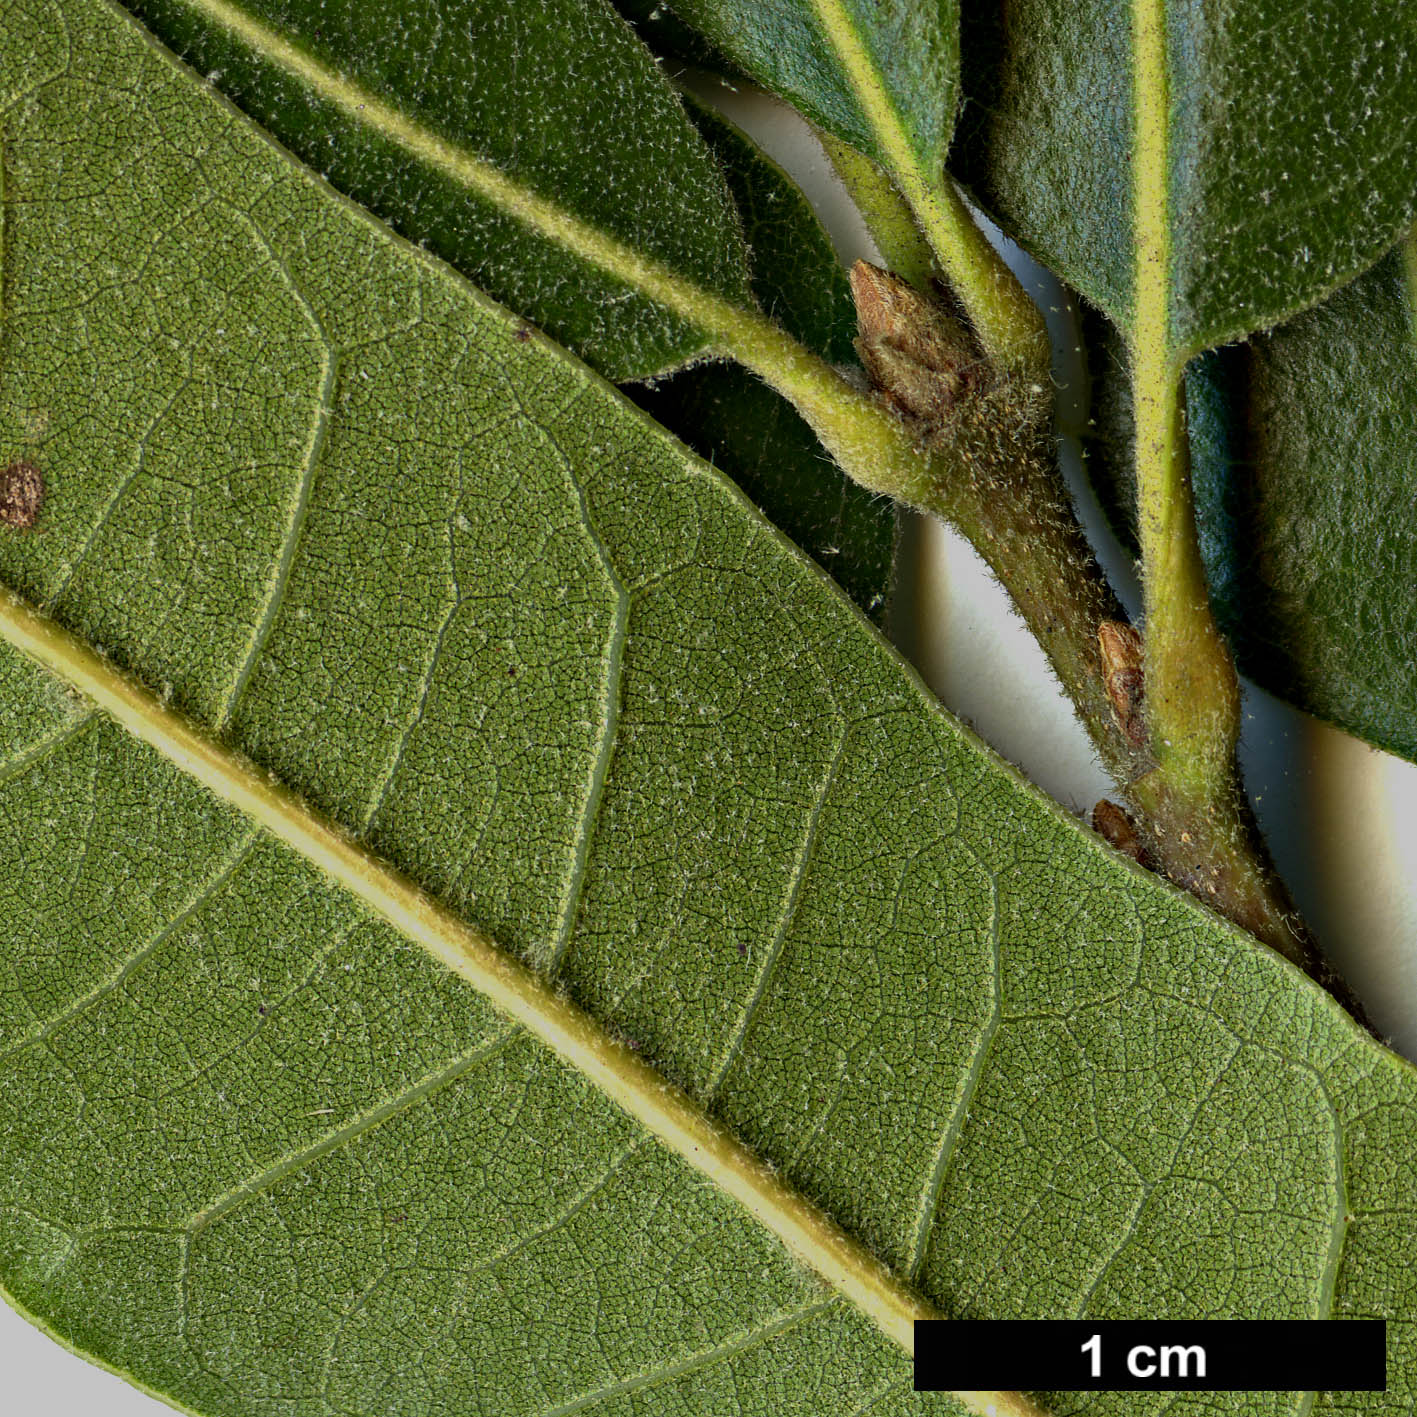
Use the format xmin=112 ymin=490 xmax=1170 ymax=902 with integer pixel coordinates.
xmin=1084 ymin=243 xmax=1417 ymax=764
xmin=616 ymin=0 xmax=740 ymax=76
xmin=627 ymin=103 xmax=896 ymax=621
xmin=1 ymin=4 xmax=1416 ymax=1416
xmin=113 ymin=0 xmax=754 ymax=380
xmin=958 ymin=0 xmax=1417 ymax=354
xmin=663 ymin=0 xmax=960 ymax=176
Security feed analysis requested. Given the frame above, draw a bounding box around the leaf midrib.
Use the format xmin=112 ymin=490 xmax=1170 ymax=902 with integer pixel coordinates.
xmin=156 ymin=0 xmax=735 ymax=340
xmin=806 ymin=0 xmax=929 ymax=180
xmin=123 ymin=0 xmax=866 ymax=404
xmin=127 ymin=0 xmax=951 ymax=523
xmin=4 ymin=14 xmax=1048 ymax=1405
xmin=1127 ymin=0 xmax=1184 ymax=566
xmin=1130 ymin=0 xmax=1172 ymax=376
xmin=2 ymin=570 xmax=1066 ymax=1416
xmin=0 ymin=584 xmax=951 ymax=1354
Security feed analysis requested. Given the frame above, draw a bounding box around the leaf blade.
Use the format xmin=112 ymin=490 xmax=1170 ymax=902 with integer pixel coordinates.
xmin=664 ymin=0 xmax=959 ymax=176
xmin=118 ymin=0 xmax=756 ymax=381
xmin=658 ymin=0 xmax=1048 ymax=372
xmin=626 ymin=99 xmax=897 ymax=621
xmin=1213 ymin=241 xmax=1417 ymax=761
xmin=0 ymin=583 xmax=942 ymax=1361
xmin=1 ymin=4 xmax=1416 ymax=1416
xmin=1084 ymin=240 xmax=1417 ymax=765
xmin=958 ymin=0 xmax=1417 ymax=355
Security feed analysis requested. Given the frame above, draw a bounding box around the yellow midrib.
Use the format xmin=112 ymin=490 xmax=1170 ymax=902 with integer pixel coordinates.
xmin=0 ymin=584 xmax=933 ymax=1349
xmin=171 ymin=0 xmax=726 ymax=333
xmin=807 ymin=0 xmax=923 ymax=194
xmin=805 ymin=0 xmax=1048 ymax=376
xmin=1130 ymin=0 xmax=1176 ymax=404
xmin=0 ymin=580 xmax=929 ymax=1343
xmin=0 ymin=587 xmax=1045 ymax=1417
xmin=147 ymin=0 xmax=945 ymax=515
xmin=1129 ymin=0 xmax=1182 ymax=586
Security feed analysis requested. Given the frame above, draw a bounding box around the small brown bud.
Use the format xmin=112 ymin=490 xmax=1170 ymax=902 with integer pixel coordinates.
xmin=1092 ymin=799 xmax=1149 ymax=865
xmin=0 ymin=462 xmax=43 ymax=530
xmin=1098 ymin=620 xmax=1146 ymax=748
xmin=849 ymin=261 xmax=982 ymax=424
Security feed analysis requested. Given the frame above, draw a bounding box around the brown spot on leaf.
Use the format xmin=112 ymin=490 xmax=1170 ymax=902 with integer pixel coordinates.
xmin=0 ymin=462 xmax=44 ymax=530
xmin=1098 ymin=620 xmax=1146 ymax=748
xmin=513 ymin=327 xmax=532 ymax=343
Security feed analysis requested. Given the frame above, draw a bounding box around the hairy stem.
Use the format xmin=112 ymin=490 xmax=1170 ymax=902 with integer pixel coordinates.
xmin=902 ymin=174 xmax=1050 ymax=380
xmin=837 ymin=263 xmax=1362 ymax=1017
xmin=945 ymin=416 xmax=1350 ymax=1004
xmin=221 ymin=0 xmax=1351 ymax=1013
xmin=794 ymin=0 xmax=1048 ymax=376
xmin=1131 ymin=26 xmax=1242 ymax=804
xmin=1107 ymin=0 xmax=1365 ymax=1009
xmin=818 ymin=132 xmax=937 ymax=292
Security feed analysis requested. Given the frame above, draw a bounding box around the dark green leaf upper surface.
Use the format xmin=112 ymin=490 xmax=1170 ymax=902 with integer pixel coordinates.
xmin=2 ymin=2 xmax=1417 ymax=1414
xmin=627 ymin=103 xmax=896 ymax=620
xmin=958 ymin=0 xmax=1417 ymax=354
xmin=1083 ymin=243 xmax=1417 ymax=764
xmin=664 ymin=0 xmax=960 ymax=174
xmin=117 ymin=0 xmax=753 ymax=380
xmin=684 ymin=105 xmax=858 ymax=363
xmin=615 ymin=0 xmax=741 ymax=76
xmin=1215 ymin=245 xmax=1417 ymax=761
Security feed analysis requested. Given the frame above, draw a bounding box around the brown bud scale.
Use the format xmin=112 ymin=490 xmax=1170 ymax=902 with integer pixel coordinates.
xmin=1092 ymin=799 xmax=1150 ymax=865
xmin=849 ymin=261 xmax=984 ymax=426
xmin=1098 ymin=620 xmax=1146 ymax=748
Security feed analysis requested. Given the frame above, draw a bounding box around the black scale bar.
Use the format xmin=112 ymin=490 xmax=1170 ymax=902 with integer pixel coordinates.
xmin=914 ymin=1319 xmax=1387 ymax=1392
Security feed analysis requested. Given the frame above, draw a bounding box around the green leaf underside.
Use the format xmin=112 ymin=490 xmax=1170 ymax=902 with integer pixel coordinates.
xmin=115 ymin=0 xmax=753 ymax=382
xmin=632 ymin=367 xmax=897 ymax=620
xmin=1 ymin=5 xmax=1416 ymax=1417
xmin=957 ymin=0 xmax=1417 ymax=355
xmin=1085 ymin=246 xmax=1417 ymax=764
xmin=626 ymin=102 xmax=896 ymax=621
xmin=663 ymin=0 xmax=959 ymax=175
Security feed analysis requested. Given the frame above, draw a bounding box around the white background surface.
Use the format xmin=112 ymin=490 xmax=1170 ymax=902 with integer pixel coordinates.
xmin=5 ymin=78 xmax=1416 ymax=1416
